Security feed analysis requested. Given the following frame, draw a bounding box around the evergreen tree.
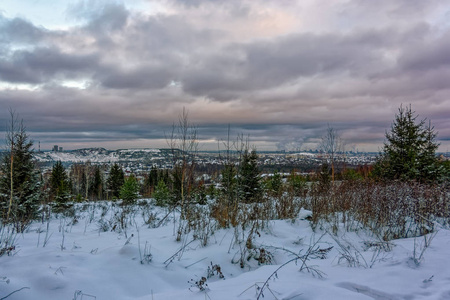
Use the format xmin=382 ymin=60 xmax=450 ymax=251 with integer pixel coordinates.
xmin=159 ymin=169 xmax=171 ymax=185
xmin=153 ymin=180 xmax=171 ymax=206
xmin=0 ymin=116 xmax=41 ymax=231
xmin=239 ymin=149 xmax=262 ymax=203
xmin=266 ymin=171 xmax=283 ymax=197
xmin=90 ymin=166 xmax=104 ymax=200
xmin=120 ymin=175 xmax=140 ymax=205
xmin=148 ymin=166 xmax=159 ymax=188
xmin=143 ymin=166 xmax=158 ymax=197
xmin=419 ymin=122 xmax=442 ymax=181
xmin=220 ymin=163 xmax=237 ymax=204
xmin=287 ymin=171 xmax=307 ymax=197
xmin=107 ymin=164 xmax=124 ymax=199
xmin=50 ymin=161 xmax=71 ymax=204
xmin=374 ymin=105 xmax=441 ymax=181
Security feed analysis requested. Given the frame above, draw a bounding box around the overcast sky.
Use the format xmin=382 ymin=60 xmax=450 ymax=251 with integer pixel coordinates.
xmin=1 ymin=0 xmax=450 ymax=152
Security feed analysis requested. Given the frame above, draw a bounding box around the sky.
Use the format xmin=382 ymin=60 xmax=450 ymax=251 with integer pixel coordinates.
xmin=1 ymin=0 xmax=450 ymax=152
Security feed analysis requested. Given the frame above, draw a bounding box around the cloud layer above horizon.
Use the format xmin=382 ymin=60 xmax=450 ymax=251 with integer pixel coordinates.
xmin=1 ymin=0 xmax=450 ymax=152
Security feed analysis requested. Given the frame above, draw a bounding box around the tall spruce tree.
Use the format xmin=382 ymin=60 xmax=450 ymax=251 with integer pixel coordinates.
xmin=0 ymin=113 xmax=41 ymax=231
xmin=374 ymin=105 xmax=441 ymax=181
xmin=107 ymin=164 xmax=124 ymax=199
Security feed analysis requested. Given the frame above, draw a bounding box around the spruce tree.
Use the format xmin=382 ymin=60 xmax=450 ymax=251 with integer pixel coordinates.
xmin=148 ymin=166 xmax=158 ymax=188
xmin=90 ymin=166 xmax=104 ymax=200
xmin=107 ymin=164 xmax=124 ymax=199
xmin=153 ymin=180 xmax=171 ymax=206
xmin=143 ymin=166 xmax=158 ymax=197
xmin=266 ymin=171 xmax=283 ymax=197
xmin=374 ymin=105 xmax=441 ymax=181
xmin=239 ymin=149 xmax=261 ymax=203
xmin=287 ymin=171 xmax=307 ymax=197
xmin=0 ymin=116 xmax=41 ymax=231
xmin=120 ymin=175 xmax=140 ymax=205
xmin=221 ymin=163 xmax=237 ymax=204
xmin=50 ymin=161 xmax=72 ymax=204
xmin=419 ymin=122 xmax=441 ymax=181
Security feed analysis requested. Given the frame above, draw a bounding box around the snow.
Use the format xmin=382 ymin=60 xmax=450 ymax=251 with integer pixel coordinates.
xmin=118 ymin=149 xmax=161 ymax=154
xmin=34 ymin=152 xmax=119 ymax=163
xmin=1 ymin=202 xmax=449 ymax=300
xmin=33 ymin=148 xmax=162 ymax=164
xmin=293 ymin=152 xmax=317 ymax=157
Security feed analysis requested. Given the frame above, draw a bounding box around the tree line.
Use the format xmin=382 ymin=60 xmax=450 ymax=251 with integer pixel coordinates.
xmin=0 ymin=105 xmax=449 ymax=232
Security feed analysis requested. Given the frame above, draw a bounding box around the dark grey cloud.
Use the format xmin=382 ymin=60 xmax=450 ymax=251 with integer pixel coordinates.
xmin=0 ymin=47 xmax=99 ymax=84
xmin=181 ymin=27 xmax=404 ymax=101
xmin=97 ymin=64 xmax=174 ymax=89
xmin=399 ymin=31 xmax=450 ymax=72
xmin=0 ymin=0 xmax=450 ymax=151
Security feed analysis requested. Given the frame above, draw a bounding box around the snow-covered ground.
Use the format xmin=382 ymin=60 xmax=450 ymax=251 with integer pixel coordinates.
xmin=34 ymin=151 xmax=119 ymax=163
xmin=1 ymin=202 xmax=449 ymax=300
xmin=33 ymin=148 xmax=163 ymax=164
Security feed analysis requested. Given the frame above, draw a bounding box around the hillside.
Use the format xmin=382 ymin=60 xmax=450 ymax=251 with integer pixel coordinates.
xmin=33 ymin=148 xmax=171 ymax=165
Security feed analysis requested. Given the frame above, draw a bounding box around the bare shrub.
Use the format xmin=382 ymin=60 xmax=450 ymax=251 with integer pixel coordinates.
xmin=411 ymin=231 xmax=438 ymax=267
xmin=309 ymin=179 xmax=449 ymax=240
xmin=0 ymin=225 xmax=17 ymax=257
xmin=256 ymin=234 xmax=328 ymax=300
xmin=247 ymin=247 xmax=274 ymax=266
xmin=188 ymin=262 xmax=224 ymax=294
xmin=274 ymin=193 xmax=303 ymax=220
xmin=207 ymin=262 xmax=225 ymax=279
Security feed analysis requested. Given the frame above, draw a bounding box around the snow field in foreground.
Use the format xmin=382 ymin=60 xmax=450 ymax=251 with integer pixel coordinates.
xmin=1 ymin=201 xmax=450 ymax=300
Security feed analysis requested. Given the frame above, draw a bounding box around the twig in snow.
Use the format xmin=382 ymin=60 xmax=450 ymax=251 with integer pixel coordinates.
xmin=184 ymin=257 xmax=208 ymax=269
xmin=0 ymin=287 xmax=30 ymax=300
xmin=73 ymin=290 xmax=96 ymax=300
xmin=164 ymin=239 xmax=196 ymax=267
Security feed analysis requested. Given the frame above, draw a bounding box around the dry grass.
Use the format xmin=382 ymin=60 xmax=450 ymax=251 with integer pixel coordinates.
xmin=308 ymin=180 xmax=449 ymax=240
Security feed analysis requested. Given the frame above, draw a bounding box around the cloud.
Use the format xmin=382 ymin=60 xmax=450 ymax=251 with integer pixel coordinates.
xmin=97 ymin=64 xmax=174 ymax=89
xmin=1 ymin=0 xmax=450 ymax=151
xmin=0 ymin=47 xmax=99 ymax=84
xmin=0 ymin=15 xmax=47 ymax=44
xmin=399 ymin=31 xmax=450 ymax=71
xmin=180 ymin=30 xmax=389 ymax=100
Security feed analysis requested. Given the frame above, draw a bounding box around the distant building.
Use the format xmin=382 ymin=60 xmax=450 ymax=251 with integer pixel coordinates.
xmin=59 ymin=147 xmax=63 ymax=152
xmin=53 ymin=145 xmax=58 ymax=152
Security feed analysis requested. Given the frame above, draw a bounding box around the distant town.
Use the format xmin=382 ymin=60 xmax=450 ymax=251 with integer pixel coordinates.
xmin=33 ymin=146 xmax=378 ymax=171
